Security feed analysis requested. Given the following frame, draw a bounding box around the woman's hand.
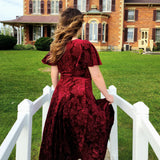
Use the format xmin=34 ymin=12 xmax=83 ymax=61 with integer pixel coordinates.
xmin=105 ymin=94 xmax=114 ymax=105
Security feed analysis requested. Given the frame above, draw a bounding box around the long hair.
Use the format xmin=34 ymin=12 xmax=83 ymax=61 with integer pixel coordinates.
xmin=49 ymin=7 xmax=84 ymax=63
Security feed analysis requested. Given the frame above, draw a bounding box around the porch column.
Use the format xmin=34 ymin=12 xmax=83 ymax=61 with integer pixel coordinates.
xmin=17 ymin=27 xmax=20 ymax=44
xmin=41 ymin=24 xmax=43 ymax=37
xmin=3 ymin=24 xmax=6 ymax=35
xmin=20 ymin=25 xmax=22 ymax=45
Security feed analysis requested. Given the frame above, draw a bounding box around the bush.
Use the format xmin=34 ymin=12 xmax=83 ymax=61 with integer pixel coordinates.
xmin=35 ymin=37 xmax=53 ymax=51
xmin=0 ymin=35 xmax=17 ymax=50
xmin=153 ymin=42 xmax=160 ymax=51
xmin=14 ymin=44 xmax=35 ymax=50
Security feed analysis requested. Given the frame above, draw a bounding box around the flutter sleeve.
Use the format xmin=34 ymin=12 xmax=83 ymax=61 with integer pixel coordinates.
xmin=41 ymin=52 xmax=57 ymax=66
xmin=82 ymin=40 xmax=102 ymax=67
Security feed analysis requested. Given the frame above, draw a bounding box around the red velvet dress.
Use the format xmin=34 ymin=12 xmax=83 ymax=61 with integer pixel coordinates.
xmin=39 ymin=39 xmax=114 ymax=160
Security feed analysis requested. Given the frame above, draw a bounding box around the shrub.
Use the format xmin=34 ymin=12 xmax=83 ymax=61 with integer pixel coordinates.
xmin=0 ymin=35 xmax=17 ymax=50
xmin=13 ymin=44 xmax=35 ymax=50
xmin=35 ymin=37 xmax=53 ymax=51
xmin=153 ymin=42 xmax=160 ymax=51
xmin=24 ymin=44 xmax=35 ymax=50
xmin=13 ymin=44 xmax=25 ymax=50
xmin=138 ymin=49 xmax=143 ymax=54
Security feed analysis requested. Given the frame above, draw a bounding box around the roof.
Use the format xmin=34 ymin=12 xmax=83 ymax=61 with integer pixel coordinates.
xmin=1 ymin=15 xmax=59 ymax=25
xmin=125 ymin=0 xmax=160 ymax=4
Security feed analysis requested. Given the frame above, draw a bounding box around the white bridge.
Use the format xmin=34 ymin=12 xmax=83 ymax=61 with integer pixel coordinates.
xmin=0 ymin=85 xmax=160 ymax=160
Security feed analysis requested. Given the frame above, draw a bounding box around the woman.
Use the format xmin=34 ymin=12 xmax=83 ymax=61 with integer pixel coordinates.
xmin=39 ymin=7 xmax=114 ymax=160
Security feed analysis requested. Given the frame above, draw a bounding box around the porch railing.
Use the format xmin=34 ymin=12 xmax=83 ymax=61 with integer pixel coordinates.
xmin=0 ymin=85 xmax=160 ymax=160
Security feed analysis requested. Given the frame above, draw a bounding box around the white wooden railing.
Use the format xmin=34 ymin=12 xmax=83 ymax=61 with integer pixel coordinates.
xmin=0 ymin=85 xmax=160 ymax=160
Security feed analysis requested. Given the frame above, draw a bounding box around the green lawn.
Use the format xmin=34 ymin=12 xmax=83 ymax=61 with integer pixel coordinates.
xmin=0 ymin=50 xmax=160 ymax=160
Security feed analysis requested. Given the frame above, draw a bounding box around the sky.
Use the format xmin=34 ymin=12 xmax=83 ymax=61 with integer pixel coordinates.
xmin=0 ymin=0 xmax=23 ymax=27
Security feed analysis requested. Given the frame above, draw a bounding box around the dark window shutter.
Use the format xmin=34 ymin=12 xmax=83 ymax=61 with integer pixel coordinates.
xmin=98 ymin=23 xmax=102 ymax=41
xmin=105 ymin=24 xmax=108 ymax=42
xmin=29 ymin=0 xmax=32 ymax=14
xmin=135 ymin=10 xmax=138 ymax=21
xmin=153 ymin=10 xmax=156 ymax=21
xmin=59 ymin=0 xmax=63 ymax=12
xmin=124 ymin=28 xmax=128 ymax=42
xmin=47 ymin=26 xmax=51 ymax=37
xmin=29 ymin=25 xmax=33 ymax=41
xmin=86 ymin=0 xmax=89 ymax=12
xmin=134 ymin=28 xmax=137 ymax=42
xmin=41 ymin=0 xmax=44 ymax=14
xmin=99 ymin=0 xmax=102 ymax=12
xmin=124 ymin=10 xmax=128 ymax=21
xmin=112 ymin=0 xmax=115 ymax=12
xmin=47 ymin=0 xmax=51 ymax=14
xmin=74 ymin=0 xmax=77 ymax=9
xmin=43 ymin=26 xmax=45 ymax=37
xmin=152 ymin=28 xmax=156 ymax=41
xmin=86 ymin=23 xmax=89 ymax=40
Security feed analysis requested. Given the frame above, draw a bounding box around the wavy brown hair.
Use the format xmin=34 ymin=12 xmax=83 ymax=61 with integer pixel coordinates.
xmin=49 ymin=8 xmax=84 ymax=64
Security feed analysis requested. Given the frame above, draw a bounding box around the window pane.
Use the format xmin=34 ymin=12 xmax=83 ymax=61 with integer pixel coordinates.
xmin=33 ymin=0 xmax=36 ymax=13
xmin=103 ymin=0 xmax=107 ymax=11
xmin=82 ymin=0 xmax=86 ymax=11
xmin=128 ymin=10 xmax=135 ymax=20
xmin=89 ymin=23 xmax=93 ymax=41
xmin=127 ymin=28 xmax=134 ymax=42
xmin=51 ymin=1 xmax=54 ymax=13
xmin=102 ymin=23 xmax=105 ymax=41
xmin=107 ymin=0 xmax=111 ymax=11
xmin=56 ymin=1 xmax=59 ymax=13
xmin=156 ymin=29 xmax=160 ymax=41
xmin=33 ymin=26 xmax=41 ymax=40
xmin=77 ymin=0 xmax=81 ymax=11
xmin=156 ymin=11 xmax=160 ymax=20
xmin=37 ymin=0 xmax=41 ymax=13
xmin=94 ymin=23 xmax=98 ymax=41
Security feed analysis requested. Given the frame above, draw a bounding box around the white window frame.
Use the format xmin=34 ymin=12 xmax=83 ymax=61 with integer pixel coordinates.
xmin=128 ymin=10 xmax=135 ymax=21
xmin=102 ymin=23 xmax=106 ymax=43
xmin=32 ymin=0 xmax=41 ymax=14
xmin=33 ymin=26 xmax=41 ymax=41
xmin=127 ymin=28 xmax=134 ymax=42
xmin=89 ymin=21 xmax=98 ymax=42
xmin=77 ymin=0 xmax=86 ymax=12
xmin=103 ymin=0 xmax=111 ymax=12
xmin=51 ymin=0 xmax=59 ymax=14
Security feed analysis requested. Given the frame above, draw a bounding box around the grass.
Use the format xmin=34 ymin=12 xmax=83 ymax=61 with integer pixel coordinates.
xmin=0 ymin=50 xmax=160 ymax=160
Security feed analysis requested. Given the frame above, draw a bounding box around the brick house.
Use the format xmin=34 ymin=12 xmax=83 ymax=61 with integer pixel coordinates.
xmin=1 ymin=0 xmax=160 ymax=51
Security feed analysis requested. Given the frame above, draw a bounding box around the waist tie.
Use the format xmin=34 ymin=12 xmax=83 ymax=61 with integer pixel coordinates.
xmin=61 ymin=73 xmax=90 ymax=80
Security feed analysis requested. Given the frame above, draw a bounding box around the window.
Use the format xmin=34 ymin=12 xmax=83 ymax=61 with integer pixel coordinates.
xmin=128 ymin=10 xmax=135 ymax=21
xmin=103 ymin=0 xmax=111 ymax=12
xmin=77 ymin=0 xmax=86 ymax=12
xmin=33 ymin=26 xmax=41 ymax=40
xmin=82 ymin=23 xmax=85 ymax=40
xmin=51 ymin=0 xmax=59 ymax=14
xmin=32 ymin=0 xmax=41 ymax=14
xmin=51 ymin=26 xmax=55 ymax=36
xmin=89 ymin=21 xmax=98 ymax=42
xmin=102 ymin=23 xmax=105 ymax=42
xmin=127 ymin=28 xmax=134 ymax=42
xmin=156 ymin=11 xmax=160 ymax=21
xmin=156 ymin=28 xmax=160 ymax=42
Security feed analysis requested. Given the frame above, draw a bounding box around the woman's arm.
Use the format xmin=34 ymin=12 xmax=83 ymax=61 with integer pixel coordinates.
xmin=88 ymin=65 xmax=114 ymax=104
xmin=51 ymin=66 xmax=59 ymax=88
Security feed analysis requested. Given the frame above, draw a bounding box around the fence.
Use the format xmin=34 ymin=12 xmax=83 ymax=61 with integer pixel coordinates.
xmin=0 ymin=85 xmax=160 ymax=160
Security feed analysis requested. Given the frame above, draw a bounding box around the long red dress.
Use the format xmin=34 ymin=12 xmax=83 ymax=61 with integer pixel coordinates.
xmin=39 ymin=39 xmax=114 ymax=160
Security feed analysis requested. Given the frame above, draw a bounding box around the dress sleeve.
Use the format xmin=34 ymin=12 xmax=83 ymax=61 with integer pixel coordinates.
xmin=41 ymin=52 xmax=57 ymax=66
xmin=83 ymin=41 xmax=102 ymax=67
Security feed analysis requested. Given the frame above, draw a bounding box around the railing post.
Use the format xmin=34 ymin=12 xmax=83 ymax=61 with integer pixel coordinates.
xmin=108 ymin=85 xmax=118 ymax=160
xmin=101 ymin=85 xmax=118 ymax=160
xmin=42 ymin=85 xmax=52 ymax=134
xmin=132 ymin=102 xmax=149 ymax=160
xmin=16 ymin=99 xmax=33 ymax=160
